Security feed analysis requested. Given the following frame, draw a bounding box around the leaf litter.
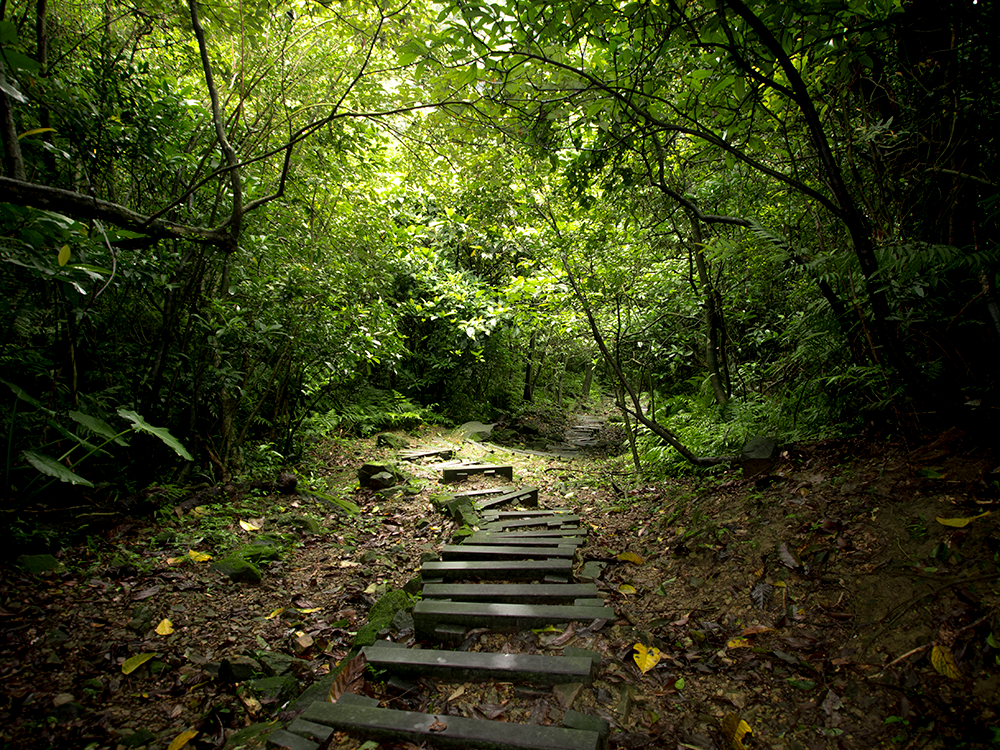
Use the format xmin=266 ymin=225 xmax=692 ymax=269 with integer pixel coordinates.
xmin=0 ymin=424 xmax=998 ymax=748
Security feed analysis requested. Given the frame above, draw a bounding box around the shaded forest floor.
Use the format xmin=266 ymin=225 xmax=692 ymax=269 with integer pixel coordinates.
xmin=1 ymin=409 xmax=999 ymax=750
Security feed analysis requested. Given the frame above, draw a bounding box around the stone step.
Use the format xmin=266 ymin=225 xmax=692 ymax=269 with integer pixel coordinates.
xmin=421 ymin=559 xmax=572 ymax=581
xmin=453 ymin=485 xmax=518 ymax=499
xmin=473 ymin=486 xmax=539 ymax=510
xmin=300 ymin=702 xmax=601 ymax=750
xmin=465 ymin=534 xmax=585 ymax=547
xmin=482 ymin=509 xmax=573 ymax=519
xmin=442 ymin=463 xmax=514 ymax=483
xmin=440 ymin=544 xmax=576 ymax=561
xmin=468 ymin=529 xmax=585 ymax=541
xmin=363 ymin=643 xmax=595 ymax=685
xmin=482 ymin=515 xmax=580 ymax=531
xmin=413 ymin=600 xmax=615 ymax=636
xmin=399 ymin=447 xmax=455 ymax=461
xmin=421 ymin=582 xmax=600 ymax=604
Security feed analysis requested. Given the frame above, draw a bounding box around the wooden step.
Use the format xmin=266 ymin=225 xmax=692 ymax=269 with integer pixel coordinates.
xmin=465 ymin=534 xmax=585 ymax=547
xmin=300 ymin=702 xmax=601 ymax=750
xmin=468 ymin=529 xmax=585 ymax=541
xmin=363 ymin=643 xmax=595 ymax=685
xmin=483 ymin=509 xmax=573 ymax=518
xmin=421 ymin=582 xmax=600 ymax=604
xmin=421 ymin=559 xmax=572 ymax=581
xmin=482 ymin=515 xmax=580 ymax=531
xmin=441 ymin=463 xmax=514 ymax=482
xmin=413 ymin=600 xmax=614 ymax=636
xmin=473 ymin=486 xmax=539 ymax=510
xmin=440 ymin=544 xmax=576 ymax=561
xmin=399 ymin=447 xmax=455 ymax=461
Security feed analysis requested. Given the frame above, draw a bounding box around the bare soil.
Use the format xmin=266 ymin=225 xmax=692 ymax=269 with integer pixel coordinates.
xmin=1 ymin=418 xmax=998 ymax=750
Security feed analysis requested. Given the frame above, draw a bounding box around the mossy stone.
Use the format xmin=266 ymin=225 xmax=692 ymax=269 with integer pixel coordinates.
xmin=285 ymin=514 xmax=323 ymax=535
xmin=211 ymin=556 xmax=262 ymax=584
xmin=248 ymin=674 xmax=298 ymax=704
xmin=119 ymin=728 xmax=157 ymax=748
xmin=353 ymin=589 xmax=411 ymax=647
xmin=357 ymin=462 xmax=407 ymax=487
xmin=18 ymin=554 xmax=63 ymax=574
xmin=237 ymin=544 xmax=282 ymax=565
xmin=376 ymin=432 xmax=410 ymax=449
xmin=429 ymin=491 xmax=455 ymax=508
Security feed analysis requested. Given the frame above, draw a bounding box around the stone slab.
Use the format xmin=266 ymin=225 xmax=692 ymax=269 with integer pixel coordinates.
xmin=442 ymin=464 xmax=514 ymax=482
xmin=466 ymin=534 xmax=585 ymax=548
xmin=420 ymin=559 xmax=572 ymax=581
xmin=421 ymin=583 xmax=599 ymax=604
xmin=482 ymin=515 xmax=580 ymax=530
xmin=266 ymin=729 xmax=319 ymax=750
xmin=399 ymin=447 xmax=454 ymax=461
xmin=483 ymin=509 xmax=573 ymax=518
xmin=453 ymin=486 xmax=518 ymax=498
xmin=363 ymin=644 xmax=594 ymax=685
xmin=300 ymin=702 xmax=601 ymax=750
xmin=469 ymin=529 xmax=585 ymax=540
xmin=474 ymin=487 xmax=539 ymax=510
xmin=286 ymin=719 xmax=334 ymax=743
xmin=413 ymin=601 xmax=615 ymax=636
xmin=440 ymin=544 xmax=576 ymax=560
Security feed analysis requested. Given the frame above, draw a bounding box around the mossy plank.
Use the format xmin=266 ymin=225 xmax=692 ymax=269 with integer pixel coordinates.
xmin=420 ymin=559 xmax=571 ymax=581
xmin=413 ymin=600 xmax=614 ymax=636
xmin=440 ymin=544 xmax=576 ymax=560
xmin=421 ymin=582 xmax=599 ymax=604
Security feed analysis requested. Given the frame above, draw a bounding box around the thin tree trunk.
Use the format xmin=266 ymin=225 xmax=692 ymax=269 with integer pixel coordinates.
xmin=689 ymin=216 xmax=729 ymax=404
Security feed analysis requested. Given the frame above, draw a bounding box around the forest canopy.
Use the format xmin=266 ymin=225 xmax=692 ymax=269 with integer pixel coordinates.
xmin=1 ymin=0 xmax=997 ymax=497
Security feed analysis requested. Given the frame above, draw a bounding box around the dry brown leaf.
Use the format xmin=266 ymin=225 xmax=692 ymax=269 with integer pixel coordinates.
xmin=931 ymin=644 xmax=962 ymax=680
xmin=428 ymin=718 xmax=448 ymax=732
xmin=328 ymin=652 xmax=368 ymax=702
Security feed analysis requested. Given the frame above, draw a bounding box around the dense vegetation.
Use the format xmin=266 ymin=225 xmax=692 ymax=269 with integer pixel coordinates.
xmin=1 ymin=0 xmax=996 ymax=521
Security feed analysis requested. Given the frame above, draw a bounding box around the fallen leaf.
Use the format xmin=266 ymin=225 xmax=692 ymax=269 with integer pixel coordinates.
xmin=931 ymin=644 xmax=962 ymax=679
xmin=122 ymin=652 xmax=156 ymax=675
xmin=266 ymin=608 xmax=285 ymax=619
xmin=187 ymin=549 xmax=212 ymax=562
xmin=155 ymin=618 xmax=174 ymax=635
xmin=167 ymin=729 xmax=198 ymax=750
xmin=447 ymin=684 xmax=466 ymax=701
xmin=633 ymin=643 xmax=662 ymax=674
xmin=428 ymin=718 xmax=447 ymax=732
xmin=740 ymin=625 xmax=773 ymax=636
xmin=617 ymin=551 xmax=644 ymax=564
xmin=727 ymin=637 xmax=751 ymax=649
xmin=133 ymin=586 xmax=161 ymax=601
xmin=328 ymin=653 xmax=368 ymax=702
xmin=618 ymin=583 xmax=637 ymax=595
xmin=721 ymin=712 xmax=753 ymax=750
xmin=239 ymin=519 xmax=260 ymax=532
xmin=339 ymin=561 xmax=360 ymax=568
xmin=936 ymin=511 xmax=990 ymax=528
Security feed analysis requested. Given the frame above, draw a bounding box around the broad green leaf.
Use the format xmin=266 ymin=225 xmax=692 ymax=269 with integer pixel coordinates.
xmin=306 ymin=488 xmax=360 ymax=515
xmin=22 ymin=450 xmax=94 ymax=487
xmin=116 ymin=409 xmax=192 ymax=460
xmin=69 ymin=410 xmax=127 ymax=444
xmin=57 ymin=245 xmax=70 ymax=266
xmin=122 ymin=652 xmax=156 ymax=675
xmin=632 ymin=643 xmax=661 ymax=674
xmin=3 ymin=379 xmax=53 ymax=413
xmin=786 ymin=678 xmax=816 ymax=690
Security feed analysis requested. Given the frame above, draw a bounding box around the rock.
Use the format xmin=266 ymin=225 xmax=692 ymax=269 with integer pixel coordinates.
xmin=368 ymin=471 xmax=396 ymax=491
xmin=376 ymin=432 xmax=410 ymax=449
xmin=357 ymin=462 xmax=407 ymax=487
xmin=119 ymin=728 xmax=157 ymax=748
xmin=353 ymin=589 xmax=412 ymax=647
xmin=291 ymin=634 xmax=314 ymax=654
xmin=257 ymin=651 xmax=311 ymax=677
xmin=740 ymin=436 xmax=779 ymax=478
xmin=17 ymin=554 xmax=63 ymax=575
xmin=248 ymin=674 xmax=299 ymax=704
xmin=211 ymin=556 xmax=262 ymax=584
xmin=444 ymin=496 xmax=479 ymax=527
xmin=219 ymin=655 xmax=262 ymax=682
xmin=238 ymin=544 xmax=283 ymax=565
xmin=276 ymin=472 xmax=298 ymax=494
xmin=458 ymin=420 xmax=494 ymax=440
xmin=284 ymin=514 xmax=323 ymax=535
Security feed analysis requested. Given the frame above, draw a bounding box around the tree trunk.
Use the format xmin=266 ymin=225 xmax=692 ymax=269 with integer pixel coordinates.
xmin=689 ymin=215 xmax=730 ymax=405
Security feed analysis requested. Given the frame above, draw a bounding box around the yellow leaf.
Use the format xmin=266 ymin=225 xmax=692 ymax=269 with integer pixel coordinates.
xmin=239 ymin=519 xmax=260 ymax=531
xmin=936 ymin=511 xmax=990 ymax=528
xmin=633 ymin=643 xmax=662 ymax=674
xmin=166 ymin=557 xmax=184 ymax=565
xmin=155 ymin=618 xmax=174 ymax=635
xmin=339 ymin=560 xmax=360 ymax=568
xmin=299 ymin=607 xmax=321 ymax=614
xmin=122 ymin=652 xmax=156 ymax=675
xmin=167 ymin=729 xmax=198 ymax=750
xmin=187 ymin=549 xmax=212 ymax=562
xmin=617 ymin=551 xmax=645 ymax=564
xmin=727 ymin=637 xmax=751 ymax=649
xmin=721 ymin=712 xmax=753 ymax=750
xmin=57 ymin=245 xmax=71 ymax=266
xmin=618 ymin=583 xmax=637 ymax=595
xmin=191 ymin=506 xmax=209 ymax=517
xmin=266 ymin=608 xmax=284 ymax=620
xmin=931 ymin=644 xmax=962 ymax=680
xmin=18 ymin=127 xmax=58 ymax=139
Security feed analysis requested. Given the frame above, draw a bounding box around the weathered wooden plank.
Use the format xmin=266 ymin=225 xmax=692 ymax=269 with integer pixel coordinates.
xmin=465 ymin=534 xmax=585 ymax=547
xmin=420 ymin=559 xmax=572 ymax=581
xmin=453 ymin=486 xmax=518 ymax=499
xmin=399 ymin=447 xmax=455 ymax=461
xmin=483 ymin=509 xmax=573 ymax=518
xmin=440 ymin=544 xmax=576 ymax=561
xmin=266 ymin=729 xmax=319 ymax=750
xmin=482 ymin=515 xmax=580 ymax=531
xmin=286 ymin=719 xmax=334 ymax=743
xmin=413 ymin=600 xmax=615 ymax=636
xmin=300 ymin=702 xmax=601 ymax=750
xmin=468 ymin=529 xmax=585 ymax=541
xmin=474 ymin=486 xmax=539 ymax=510
xmin=421 ymin=582 xmax=599 ymax=604
xmin=442 ymin=464 xmax=514 ymax=482
xmin=363 ymin=644 xmax=594 ymax=685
